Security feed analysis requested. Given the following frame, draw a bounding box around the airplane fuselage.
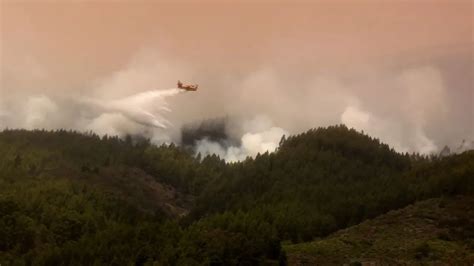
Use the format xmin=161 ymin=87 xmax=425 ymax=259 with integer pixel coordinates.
xmin=177 ymin=81 xmax=198 ymax=91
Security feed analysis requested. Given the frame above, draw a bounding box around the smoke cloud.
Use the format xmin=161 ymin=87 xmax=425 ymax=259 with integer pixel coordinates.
xmin=24 ymin=96 xmax=58 ymax=130
xmin=195 ymin=116 xmax=288 ymax=162
xmin=2 ymin=1 xmax=472 ymax=160
xmin=1 ymin=49 xmax=472 ymax=160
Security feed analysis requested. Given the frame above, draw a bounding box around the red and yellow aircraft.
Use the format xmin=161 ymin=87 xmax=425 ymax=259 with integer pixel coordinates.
xmin=177 ymin=80 xmax=198 ymax=91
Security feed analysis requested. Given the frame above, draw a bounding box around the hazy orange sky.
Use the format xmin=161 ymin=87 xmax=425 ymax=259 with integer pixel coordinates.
xmin=1 ymin=1 xmax=472 ymax=89
xmin=0 ymin=0 xmax=473 ymax=154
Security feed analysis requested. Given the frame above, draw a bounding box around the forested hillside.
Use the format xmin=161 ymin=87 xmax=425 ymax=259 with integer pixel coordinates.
xmin=285 ymin=196 xmax=474 ymax=265
xmin=0 ymin=126 xmax=472 ymax=265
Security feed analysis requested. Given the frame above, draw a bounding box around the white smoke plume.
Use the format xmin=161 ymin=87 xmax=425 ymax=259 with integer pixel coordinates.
xmin=24 ymin=96 xmax=58 ymax=130
xmin=195 ymin=116 xmax=288 ymax=162
xmin=1 ymin=51 xmax=193 ymax=144
xmin=339 ymin=66 xmax=449 ymax=154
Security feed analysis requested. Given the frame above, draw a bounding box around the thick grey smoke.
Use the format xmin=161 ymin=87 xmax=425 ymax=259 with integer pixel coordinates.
xmin=1 ymin=50 xmax=472 ymax=160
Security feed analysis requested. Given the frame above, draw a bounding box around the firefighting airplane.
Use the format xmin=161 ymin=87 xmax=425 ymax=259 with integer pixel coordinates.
xmin=177 ymin=80 xmax=198 ymax=91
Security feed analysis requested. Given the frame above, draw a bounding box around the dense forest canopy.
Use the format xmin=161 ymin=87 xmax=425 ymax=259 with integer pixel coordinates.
xmin=0 ymin=126 xmax=472 ymax=265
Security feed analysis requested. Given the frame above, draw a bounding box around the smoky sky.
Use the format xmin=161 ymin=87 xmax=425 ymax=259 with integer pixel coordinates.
xmin=0 ymin=1 xmax=473 ymax=158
